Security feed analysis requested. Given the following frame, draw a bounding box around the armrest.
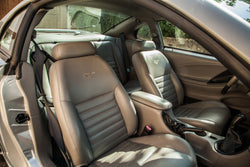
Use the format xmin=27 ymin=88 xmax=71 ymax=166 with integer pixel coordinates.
xmin=131 ymin=91 xmax=172 ymax=110
xmin=130 ymin=91 xmax=174 ymax=135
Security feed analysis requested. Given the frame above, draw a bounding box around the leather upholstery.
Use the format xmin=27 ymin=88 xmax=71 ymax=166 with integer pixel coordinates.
xmin=131 ymin=91 xmax=172 ymax=110
xmin=126 ymin=40 xmax=156 ymax=60
xmin=37 ymin=39 xmax=141 ymax=100
xmin=93 ymin=41 xmax=126 ymax=83
xmin=52 ymin=41 xmax=96 ymax=60
xmin=92 ymin=134 xmax=196 ymax=167
xmin=50 ymin=41 xmax=196 ymax=166
xmin=175 ymin=101 xmax=230 ymax=135
xmin=132 ymin=50 xmax=180 ymax=108
xmin=132 ymin=40 xmax=230 ymax=135
xmin=123 ymin=80 xmax=142 ymax=94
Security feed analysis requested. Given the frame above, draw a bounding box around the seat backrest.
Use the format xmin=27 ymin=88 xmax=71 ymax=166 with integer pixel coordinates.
xmin=92 ymin=41 xmax=127 ymax=84
xmin=131 ymin=40 xmax=184 ymax=108
xmin=49 ymin=41 xmax=137 ymax=166
xmin=34 ymin=40 xmax=127 ymax=103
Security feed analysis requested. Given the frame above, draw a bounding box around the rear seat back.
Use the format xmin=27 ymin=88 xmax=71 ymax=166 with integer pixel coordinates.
xmin=92 ymin=41 xmax=127 ymax=84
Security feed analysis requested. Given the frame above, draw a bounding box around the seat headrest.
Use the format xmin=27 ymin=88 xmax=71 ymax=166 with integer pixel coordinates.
xmin=127 ymin=40 xmax=156 ymax=55
xmin=52 ymin=41 xmax=96 ymax=60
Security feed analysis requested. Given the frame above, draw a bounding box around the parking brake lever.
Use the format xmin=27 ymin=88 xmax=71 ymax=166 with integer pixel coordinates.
xmin=163 ymin=110 xmax=206 ymax=137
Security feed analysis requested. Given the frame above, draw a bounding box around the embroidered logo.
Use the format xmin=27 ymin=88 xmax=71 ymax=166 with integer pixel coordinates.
xmin=153 ymin=59 xmax=159 ymax=65
xmin=83 ymin=72 xmax=96 ymax=79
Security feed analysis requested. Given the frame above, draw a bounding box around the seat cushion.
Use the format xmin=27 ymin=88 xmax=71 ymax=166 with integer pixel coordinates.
xmin=91 ymin=134 xmax=196 ymax=167
xmin=174 ymin=101 xmax=230 ymax=135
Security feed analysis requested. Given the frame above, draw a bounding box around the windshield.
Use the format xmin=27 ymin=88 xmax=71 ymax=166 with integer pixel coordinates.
xmin=37 ymin=5 xmax=129 ymax=33
xmin=214 ymin=0 xmax=250 ymax=23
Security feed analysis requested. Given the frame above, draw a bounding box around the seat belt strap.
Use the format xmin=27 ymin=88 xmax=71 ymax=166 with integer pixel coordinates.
xmin=31 ymin=40 xmax=71 ymax=166
xmin=120 ymin=33 xmax=131 ymax=75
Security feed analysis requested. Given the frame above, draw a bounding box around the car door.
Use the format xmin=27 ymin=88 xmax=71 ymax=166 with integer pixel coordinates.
xmin=0 ymin=7 xmax=54 ymax=166
xmin=158 ymin=20 xmax=250 ymax=120
xmin=158 ymin=20 xmax=229 ymax=100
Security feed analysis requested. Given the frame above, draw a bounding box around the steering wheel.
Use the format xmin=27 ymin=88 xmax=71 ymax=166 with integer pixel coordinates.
xmin=221 ymin=76 xmax=238 ymax=94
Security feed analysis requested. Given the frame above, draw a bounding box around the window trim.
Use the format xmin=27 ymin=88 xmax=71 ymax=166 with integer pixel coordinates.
xmin=0 ymin=9 xmax=27 ymax=58
xmin=158 ymin=20 xmax=211 ymax=55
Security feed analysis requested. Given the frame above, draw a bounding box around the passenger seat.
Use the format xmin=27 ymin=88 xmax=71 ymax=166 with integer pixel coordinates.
xmin=34 ymin=39 xmax=141 ymax=95
xmin=131 ymin=40 xmax=231 ymax=135
xmin=49 ymin=41 xmax=197 ymax=166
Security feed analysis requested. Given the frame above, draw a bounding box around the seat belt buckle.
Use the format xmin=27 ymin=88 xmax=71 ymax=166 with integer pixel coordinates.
xmin=126 ymin=67 xmax=130 ymax=73
xmin=142 ymin=125 xmax=153 ymax=136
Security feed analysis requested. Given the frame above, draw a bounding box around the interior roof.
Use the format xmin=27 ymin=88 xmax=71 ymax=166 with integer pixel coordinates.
xmin=44 ymin=0 xmax=162 ymax=20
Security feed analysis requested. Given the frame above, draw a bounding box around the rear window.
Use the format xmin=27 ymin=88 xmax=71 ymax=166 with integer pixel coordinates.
xmin=37 ymin=5 xmax=129 ymax=33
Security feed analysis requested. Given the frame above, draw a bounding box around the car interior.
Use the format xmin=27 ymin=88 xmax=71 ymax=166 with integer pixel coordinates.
xmin=0 ymin=0 xmax=249 ymax=167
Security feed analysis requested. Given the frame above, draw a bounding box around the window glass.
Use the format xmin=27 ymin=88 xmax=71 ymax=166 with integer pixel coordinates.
xmin=136 ymin=25 xmax=152 ymax=40
xmin=159 ymin=20 xmax=210 ymax=54
xmin=37 ymin=5 xmax=129 ymax=33
xmin=0 ymin=10 xmax=26 ymax=54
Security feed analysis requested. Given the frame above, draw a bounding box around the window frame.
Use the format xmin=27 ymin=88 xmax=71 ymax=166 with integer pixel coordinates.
xmin=0 ymin=9 xmax=26 ymax=61
xmin=158 ymin=20 xmax=211 ymax=55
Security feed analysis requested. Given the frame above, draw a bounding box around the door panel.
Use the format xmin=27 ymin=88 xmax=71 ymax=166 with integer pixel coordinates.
xmin=164 ymin=49 xmax=227 ymax=101
xmin=0 ymin=75 xmax=30 ymax=167
xmin=0 ymin=63 xmax=54 ymax=166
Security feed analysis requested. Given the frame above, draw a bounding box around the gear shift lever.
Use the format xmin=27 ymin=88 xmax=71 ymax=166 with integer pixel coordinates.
xmin=220 ymin=114 xmax=246 ymax=154
xmin=230 ymin=114 xmax=246 ymax=128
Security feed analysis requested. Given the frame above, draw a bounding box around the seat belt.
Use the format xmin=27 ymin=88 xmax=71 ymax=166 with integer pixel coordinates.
xmin=30 ymin=40 xmax=71 ymax=167
xmin=120 ymin=33 xmax=131 ymax=77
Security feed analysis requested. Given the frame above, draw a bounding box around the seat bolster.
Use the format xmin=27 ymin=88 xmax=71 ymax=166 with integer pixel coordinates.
xmin=129 ymin=134 xmax=196 ymax=161
xmin=50 ymin=64 xmax=94 ymax=166
xmin=170 ymin=70 xmax=184 ymax=105
xmin=114 ymin=85 xmax=138 ymax=136
xmin=132 ymin=52 xmax=162 ymax=97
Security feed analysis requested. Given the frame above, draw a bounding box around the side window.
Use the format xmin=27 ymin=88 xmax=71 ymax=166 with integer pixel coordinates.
xmin=136 ymin=25 xmax=152 ymax=40
xmin=159 ymin=20 xmax=210 ymax=54
xmin=0 ymin=10 xmax=26 ymax=56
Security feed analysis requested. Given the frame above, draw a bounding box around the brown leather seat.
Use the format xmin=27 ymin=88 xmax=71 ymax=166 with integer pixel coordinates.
xmin=37 ymin=39 xmax=141 ymax=98
xmin=49 ymin=41 xmax=197 ymax=166
xmin=92 ymin=41 xmax=141 ymax=94
xmin=131 ymin=40 xmax=230 ymax=135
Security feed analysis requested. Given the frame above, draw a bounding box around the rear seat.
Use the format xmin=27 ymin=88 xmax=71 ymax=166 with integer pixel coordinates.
xmin=92 ymin=41 xmax=141 ymax=93
xmin=92 ymin=41 xmax=126 ymax=83
xmin=31 ymin=36 xmax=141 ymax=103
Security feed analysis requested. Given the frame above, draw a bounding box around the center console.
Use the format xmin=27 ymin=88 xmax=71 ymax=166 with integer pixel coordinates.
xmin=131 ymin=91 xmax=250 ymax=167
